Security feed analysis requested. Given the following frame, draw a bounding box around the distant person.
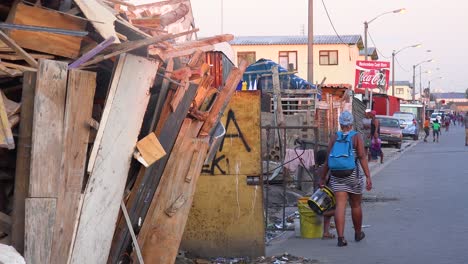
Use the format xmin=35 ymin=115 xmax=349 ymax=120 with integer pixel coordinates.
xmin=465 ymin=113 xmax=468 ymax=146
xmin=320 ymin=111 xmax=372 ymax=247
xmin=314 ymin=150 xmax=336 ymax=240
xmin=423 ymin=117 xmax=430 ymax=142
xmin=433 ymin=119 xmax=441 ymax=143
xmin=369 ymin=111 xmax=383 ymax=163
xmin=436 ymin=115 xmax=442 ymax=136
xmin=445 ymin=115 xmax=451 ymax=132
xmin=362 ymin=109 xmax=372 ymax=160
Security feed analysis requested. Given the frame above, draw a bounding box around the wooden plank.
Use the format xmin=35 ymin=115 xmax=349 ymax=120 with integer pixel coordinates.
xmin=0 ymin=62 xmax=22 ymax=76
xmin=7 ymin=3 xmax=86 ymax=58
xmin=70 ymin=54 xmax=158 ymax=264
xmin=0 ymin=88 xmax=14 ymax=149
xmin=0 ymin=61 xmax=37 ymax=72
xmin=11 ymin=72 xmax=35 ymax=253
xmin=149 ymin=34 xmax=233 ymax=60
xmin=0 ymin=30 xmax=38 ymax=68
xmin=135 ymin=132 xmax=166 ymax=168
xmin=0 ymin=52 xmax=54 ymax=61
xmin=108 ymin=83 xmax=199 ymax=263
xmin=68 ymin=36 xmax=116 ymax=69
xmin=50 ymin=70 xmax=96 ymax=264
xmin=137 ymin=119 xmax=209 ymax=264
xmin=1 ymin=91 xmax=20 ymax=117
xmin=79 ymin=29 xmax=198 ymax=68
xmin=159 ymin=3 xmax=190 ymax=27
xmin=9 ymin=114 xmax=20 ymax=127
xmin=0 ymin=211 xmax=11 ymax=235
xmin=73 ymin=0 xmax=120 ymax=44
xmin=24 ymin=198 xmax=57 ymax=264
xmin=29 ymin=59 xmax=67 ymax=197
xmin=86 ymin=55 xmax=126 ymax=174
xmin=199 ymin=61 xmax=248 ymax=136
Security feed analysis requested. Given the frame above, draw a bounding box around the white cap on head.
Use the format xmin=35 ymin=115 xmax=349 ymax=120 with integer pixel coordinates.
xmin=365 ymin=109 xmax=372 ymax=113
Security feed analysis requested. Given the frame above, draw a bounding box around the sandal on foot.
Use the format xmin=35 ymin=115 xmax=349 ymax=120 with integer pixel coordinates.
xmin=337 ymin=237 xmax=347 ymax=247
xmin=322 ymin=233 xmax=335 ymax=239
xmin=355 ymin=231 xmax=366 ymax=242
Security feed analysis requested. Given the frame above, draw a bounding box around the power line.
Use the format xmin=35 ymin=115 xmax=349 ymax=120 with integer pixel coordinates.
xmin=395 ymin=56 xmax=410 ymax=72
xmin=367 ymin=29 xmax=391 ymax=59
xmin=320 ymin=0 xmax=350 ymax=46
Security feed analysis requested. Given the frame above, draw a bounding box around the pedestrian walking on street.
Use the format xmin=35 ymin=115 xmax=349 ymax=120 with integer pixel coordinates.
xmin=433 ymin=119 xmax=441 ymax=143
xmin=423 ymin=117 xmax=430 ymax=142
xmin=362 ymin=109 xmax=372 ymax=160
xmin=369 ymin=110 xmax=383 ymax=163
xmin=465 ymin=112 xmax=468 ymax=146
xmin=320 ymin=111 xmax=372 ymax=247
xmin=445 ymin=115 xmax=451 ymax=132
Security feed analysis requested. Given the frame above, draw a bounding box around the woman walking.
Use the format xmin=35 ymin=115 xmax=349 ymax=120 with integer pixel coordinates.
xmin=320 ymin=111 xmax=372 ymax=247
xmin=369 ymin=110 xmax=383 ymax=163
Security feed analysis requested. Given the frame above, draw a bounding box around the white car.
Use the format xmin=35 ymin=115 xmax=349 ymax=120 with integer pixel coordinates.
xmin=430 ymin=112 xmax=442 ymax=124
xmin=393 ymin=112 xmax=415 ymax=129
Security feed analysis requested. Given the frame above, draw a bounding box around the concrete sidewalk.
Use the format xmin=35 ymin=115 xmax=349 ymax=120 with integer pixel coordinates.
xmin=266 ymin=126 xmax=468 ymax=263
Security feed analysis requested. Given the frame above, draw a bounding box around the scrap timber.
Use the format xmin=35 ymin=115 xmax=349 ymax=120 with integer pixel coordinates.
xmin=0 ymin=0 xmax=252 ymax=263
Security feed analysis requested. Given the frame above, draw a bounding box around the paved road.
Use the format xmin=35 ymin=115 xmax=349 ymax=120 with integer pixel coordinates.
xmin=267 ymin=125 xmax=468 ymax=264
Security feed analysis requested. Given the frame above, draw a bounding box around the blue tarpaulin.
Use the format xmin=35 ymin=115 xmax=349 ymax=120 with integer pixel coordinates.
xmin=240 ymin=59 xmax=319 ymax=94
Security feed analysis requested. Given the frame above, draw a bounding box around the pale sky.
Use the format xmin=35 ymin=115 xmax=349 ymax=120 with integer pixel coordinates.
xmin=190 ymin=0 xmax=467 ymax=93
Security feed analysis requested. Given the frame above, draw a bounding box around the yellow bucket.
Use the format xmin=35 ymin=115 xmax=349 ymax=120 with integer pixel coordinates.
xmin=298 ymin=197 xmax=323 ymax=239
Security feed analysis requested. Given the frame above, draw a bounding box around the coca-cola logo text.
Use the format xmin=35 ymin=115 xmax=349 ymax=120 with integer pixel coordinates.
xmin=359 ymin=70 xmax=386 ymax=86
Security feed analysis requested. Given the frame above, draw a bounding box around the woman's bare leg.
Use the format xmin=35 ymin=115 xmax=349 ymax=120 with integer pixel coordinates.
xmin=349 ymin=193 xmax=363 ymax=238
xmin=334 ymin=192 xmax=348 ymax=238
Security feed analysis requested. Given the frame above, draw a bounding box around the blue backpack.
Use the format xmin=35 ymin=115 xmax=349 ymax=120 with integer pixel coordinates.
xmin=328 ymin=131 xmax=357 ymax=177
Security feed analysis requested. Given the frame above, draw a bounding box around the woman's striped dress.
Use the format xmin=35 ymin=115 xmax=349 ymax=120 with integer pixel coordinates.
xmin=329 ymin=150 xmax=364 ymax=194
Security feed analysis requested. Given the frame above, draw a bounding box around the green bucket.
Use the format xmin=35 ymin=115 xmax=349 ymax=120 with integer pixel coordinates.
xmin=298 ymin=197 xmax=323 ymax=239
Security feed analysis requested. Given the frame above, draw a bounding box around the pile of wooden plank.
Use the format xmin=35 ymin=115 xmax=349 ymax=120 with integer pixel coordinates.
xmin=0 ymin=0 xmax=246 ymax=263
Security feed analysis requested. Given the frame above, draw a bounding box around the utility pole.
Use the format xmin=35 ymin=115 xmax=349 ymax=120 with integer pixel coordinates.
xmin=220 ymin=0 xmax=224 ymax=34
xmin=412 ymin=65 xmax=416 ymax=102
xmin=307 ymin=0 xmax=314 ymax=84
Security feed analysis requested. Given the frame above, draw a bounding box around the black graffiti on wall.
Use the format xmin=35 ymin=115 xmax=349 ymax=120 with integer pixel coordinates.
xmin=202 ymin=109 xmax=252 ymax=175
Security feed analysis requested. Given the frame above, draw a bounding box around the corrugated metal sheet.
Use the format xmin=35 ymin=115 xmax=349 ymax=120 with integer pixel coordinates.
xmin=359 ymin=47 xmax=376 ymax=56
xmin=206 ymin=51 xmax=234 ymax=89
xmin=230 ymin=35 xmax=362 ymax=46
xmin=353 ymin=97 xmax=366 ymax=135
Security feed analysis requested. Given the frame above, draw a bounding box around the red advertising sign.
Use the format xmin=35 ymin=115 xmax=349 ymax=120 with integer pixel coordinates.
xmin=355 ymin=60 xmax=390 ymax=91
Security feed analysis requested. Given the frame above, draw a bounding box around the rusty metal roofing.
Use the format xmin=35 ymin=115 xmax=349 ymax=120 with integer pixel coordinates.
xmin=230 ymin=35 xmax=363 ymax=47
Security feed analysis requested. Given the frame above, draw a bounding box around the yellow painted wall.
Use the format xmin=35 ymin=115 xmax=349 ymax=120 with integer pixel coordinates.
xmin=181 ymin=91 xmax=265 ymax=258
xmin=388 ymin=84 xmax=413 ymax=100
xmin=233 ymin=44 xmax=361 ymax=86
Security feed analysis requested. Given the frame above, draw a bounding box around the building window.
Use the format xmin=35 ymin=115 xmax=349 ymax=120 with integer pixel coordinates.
xmin=319 ymin=50 xmax=338 ymax=65
xmin=237 ymin=52 xmax=256 ymax=66
xmin=278 ymin=51 xmax=297 ymax=71
xmin=396 ymin=88 xmax=404 ymax=94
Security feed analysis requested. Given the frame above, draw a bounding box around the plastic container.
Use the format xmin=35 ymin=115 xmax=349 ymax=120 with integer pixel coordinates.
xmin=297 ymin=197 xmax=323 ymax=239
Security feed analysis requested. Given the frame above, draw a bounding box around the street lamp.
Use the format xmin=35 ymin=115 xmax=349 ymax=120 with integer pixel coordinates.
xmin=412 ymin=59 xmax=434 ymax=101
xmin=391 ymin=43 xmax=421 ymax=96
xmin=364 ymin=8 xmax=406 ymax=61
xmin=428 ymin=76 xmax=443 ymax=91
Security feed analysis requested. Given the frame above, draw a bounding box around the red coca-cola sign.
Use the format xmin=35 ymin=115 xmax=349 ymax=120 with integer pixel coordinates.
xmin=355 ymin=60 xmax=390 ymax=91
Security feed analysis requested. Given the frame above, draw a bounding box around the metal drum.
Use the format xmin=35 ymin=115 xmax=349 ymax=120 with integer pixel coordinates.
xmin=307 ymin=186 xmax=336 ymax=215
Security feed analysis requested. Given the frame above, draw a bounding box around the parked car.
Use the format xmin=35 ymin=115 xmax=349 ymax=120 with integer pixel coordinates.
xmin=392 ymin=111 xmax=415 ymax=129
xmin=393 ymin=111 xmax=419 ymax=140
xmin=402 ymin=121 xmax=419 ymax=140
xmin=376 ymin=115 xmax=402 ymax=149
